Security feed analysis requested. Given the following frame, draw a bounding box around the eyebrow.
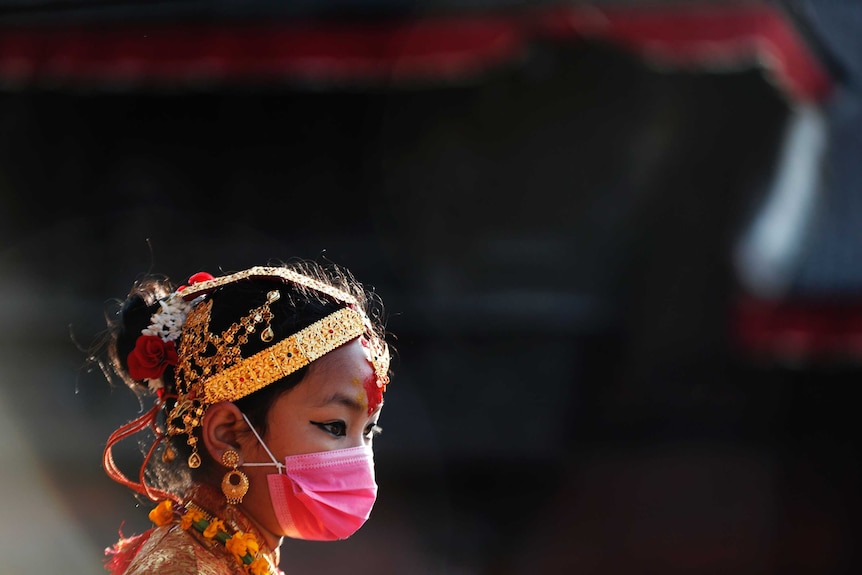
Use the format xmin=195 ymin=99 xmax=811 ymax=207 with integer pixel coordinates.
xmin=316 ymin=391 xmax=365 ymax=413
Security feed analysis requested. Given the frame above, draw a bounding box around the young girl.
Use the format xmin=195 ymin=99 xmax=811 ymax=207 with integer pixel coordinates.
xmin=98 ymin=261 xmax=391 ymax=575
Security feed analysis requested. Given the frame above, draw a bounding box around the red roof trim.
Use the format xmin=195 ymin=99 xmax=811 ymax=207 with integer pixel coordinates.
xmin=539 ymin=5 xmax=832 ymax=102
xmin=733 ymin=295 xmax=862 ymax=362
xmin=0 ymin=19 xmax=524 ymax=85
xmin=0 ymin=5 xmax=832 ymax=101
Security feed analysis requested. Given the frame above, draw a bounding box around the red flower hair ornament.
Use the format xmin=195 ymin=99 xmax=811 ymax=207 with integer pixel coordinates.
xmin=127 ymin=335 xmax=179 ymax=381
xmin=126 ymin=272 xmax=213 ymax=391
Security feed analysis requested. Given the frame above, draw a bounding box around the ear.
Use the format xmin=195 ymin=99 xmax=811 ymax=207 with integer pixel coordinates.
xmin=200 ymin=401 xmax=249 ymax=465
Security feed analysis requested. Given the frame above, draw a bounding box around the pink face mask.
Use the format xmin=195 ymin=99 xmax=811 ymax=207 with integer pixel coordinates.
xmin=241 ymin=414 xmax=378 ymax=541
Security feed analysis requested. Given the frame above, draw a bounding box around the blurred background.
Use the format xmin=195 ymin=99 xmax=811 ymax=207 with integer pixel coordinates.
xmin=1 ymin=0 xmax=861 ymax=573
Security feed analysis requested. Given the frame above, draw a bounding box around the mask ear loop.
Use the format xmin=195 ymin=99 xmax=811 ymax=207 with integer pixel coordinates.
xmin=239 ymin=413 xmax=285 ymax=472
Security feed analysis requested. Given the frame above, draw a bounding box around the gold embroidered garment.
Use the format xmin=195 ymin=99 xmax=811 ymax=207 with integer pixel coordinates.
xmin=123 ymin=524 xmax=248 ymax=575
xmin=114 ymin=485 xmax=281 ymax=575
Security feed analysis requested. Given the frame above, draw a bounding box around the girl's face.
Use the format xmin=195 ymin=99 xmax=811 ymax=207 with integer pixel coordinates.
xmin=261 ymin=337 xmax=383 ymax=456
xmin=238 ymin=338 xmax=383 ymax=542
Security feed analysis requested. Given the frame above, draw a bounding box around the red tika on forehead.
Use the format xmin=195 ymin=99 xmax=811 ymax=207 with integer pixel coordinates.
xmin=363 ymin=372 xmax=384 ymax=415
xmin=360 ymin=337 xmax=387 ymax=414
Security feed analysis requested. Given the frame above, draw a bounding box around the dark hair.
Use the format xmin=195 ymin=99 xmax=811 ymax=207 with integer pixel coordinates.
xmin=101 ymin=259 xmax=388 ymax=498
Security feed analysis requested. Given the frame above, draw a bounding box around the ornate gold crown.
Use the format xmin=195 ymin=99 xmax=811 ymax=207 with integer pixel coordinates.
xmin=165 ymin=266 xmax=390 ymax=469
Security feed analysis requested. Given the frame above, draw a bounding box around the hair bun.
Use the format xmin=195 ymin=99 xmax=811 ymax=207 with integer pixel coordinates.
xmin=112 ymin=278 xmax=174 ymax=383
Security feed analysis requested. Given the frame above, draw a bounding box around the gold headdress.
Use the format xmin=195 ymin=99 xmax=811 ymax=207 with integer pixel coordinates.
xmin=165 ymin=266 xmax=390 ymax=468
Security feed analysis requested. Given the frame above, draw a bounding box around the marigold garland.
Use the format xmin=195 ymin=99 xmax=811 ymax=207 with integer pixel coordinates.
xmin=148 ymin=500 xmax=276 ymax=575
xmin=148 ymin=500 xmax=174 ymax=526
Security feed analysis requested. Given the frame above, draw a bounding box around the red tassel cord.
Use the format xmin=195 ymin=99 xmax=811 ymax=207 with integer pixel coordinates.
xmin=102 ymin=397 xmax=180 ymax=504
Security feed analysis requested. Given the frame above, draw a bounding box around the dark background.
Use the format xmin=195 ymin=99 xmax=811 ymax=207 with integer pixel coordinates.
xmin=1 ymin=1 xmax=861 ymax=573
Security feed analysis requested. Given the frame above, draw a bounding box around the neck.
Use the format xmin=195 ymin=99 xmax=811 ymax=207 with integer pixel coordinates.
xmin=186 ymin=482 xmax=282 ymax=564
xmin=237 ymin=504 xmax=283 ymax=557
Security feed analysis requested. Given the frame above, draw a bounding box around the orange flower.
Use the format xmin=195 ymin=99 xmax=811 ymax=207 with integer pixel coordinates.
xmin=180 ymin=508 xmax=204 ymax=531
xmin=203 ymin=517 xmax=225 ymax=539
xmin=225 ymin=533 xmax=248 ymax=558
xmin=241 ymin=532 xmax=260 ymax=557
xmin=248 ymin=557 xmax=270 ymax=575
xmin=148 ymin=500 xmax=174 ymax=526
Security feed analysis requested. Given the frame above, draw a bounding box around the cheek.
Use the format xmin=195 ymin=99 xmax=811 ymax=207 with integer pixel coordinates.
xmin=261 ymin=398 xmax=309 ymax=454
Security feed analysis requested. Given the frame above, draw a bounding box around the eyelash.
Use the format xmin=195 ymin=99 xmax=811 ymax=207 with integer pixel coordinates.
xmin=311 ymin=421 xmax=382 ymax=439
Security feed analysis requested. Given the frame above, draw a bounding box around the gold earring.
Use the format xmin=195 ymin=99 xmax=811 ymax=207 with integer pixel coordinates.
xmin=221 ymin=449 xmax=249 ymax=505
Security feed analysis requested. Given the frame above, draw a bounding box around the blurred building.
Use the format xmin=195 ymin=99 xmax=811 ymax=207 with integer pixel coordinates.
xmin=1 ymin=1 xmax=860 ymax=574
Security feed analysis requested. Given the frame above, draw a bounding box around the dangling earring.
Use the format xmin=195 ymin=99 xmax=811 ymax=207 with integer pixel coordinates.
xmin=221 ymin=449 xmax=249 ymax=505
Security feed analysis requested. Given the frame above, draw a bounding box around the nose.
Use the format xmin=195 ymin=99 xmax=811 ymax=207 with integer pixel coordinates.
xmin=348 ymin=432 xmax=368 ymax=449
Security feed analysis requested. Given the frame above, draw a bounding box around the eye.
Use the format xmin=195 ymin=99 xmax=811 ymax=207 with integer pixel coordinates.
xmin=310 ymin=420 xmax=346 ymax=437
xmin=365 ymin=422 xmax=383 ymax=439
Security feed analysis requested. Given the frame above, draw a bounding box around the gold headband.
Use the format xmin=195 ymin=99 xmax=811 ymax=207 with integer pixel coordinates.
xmin=197 ymin=306 xmax=366 ymax=403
